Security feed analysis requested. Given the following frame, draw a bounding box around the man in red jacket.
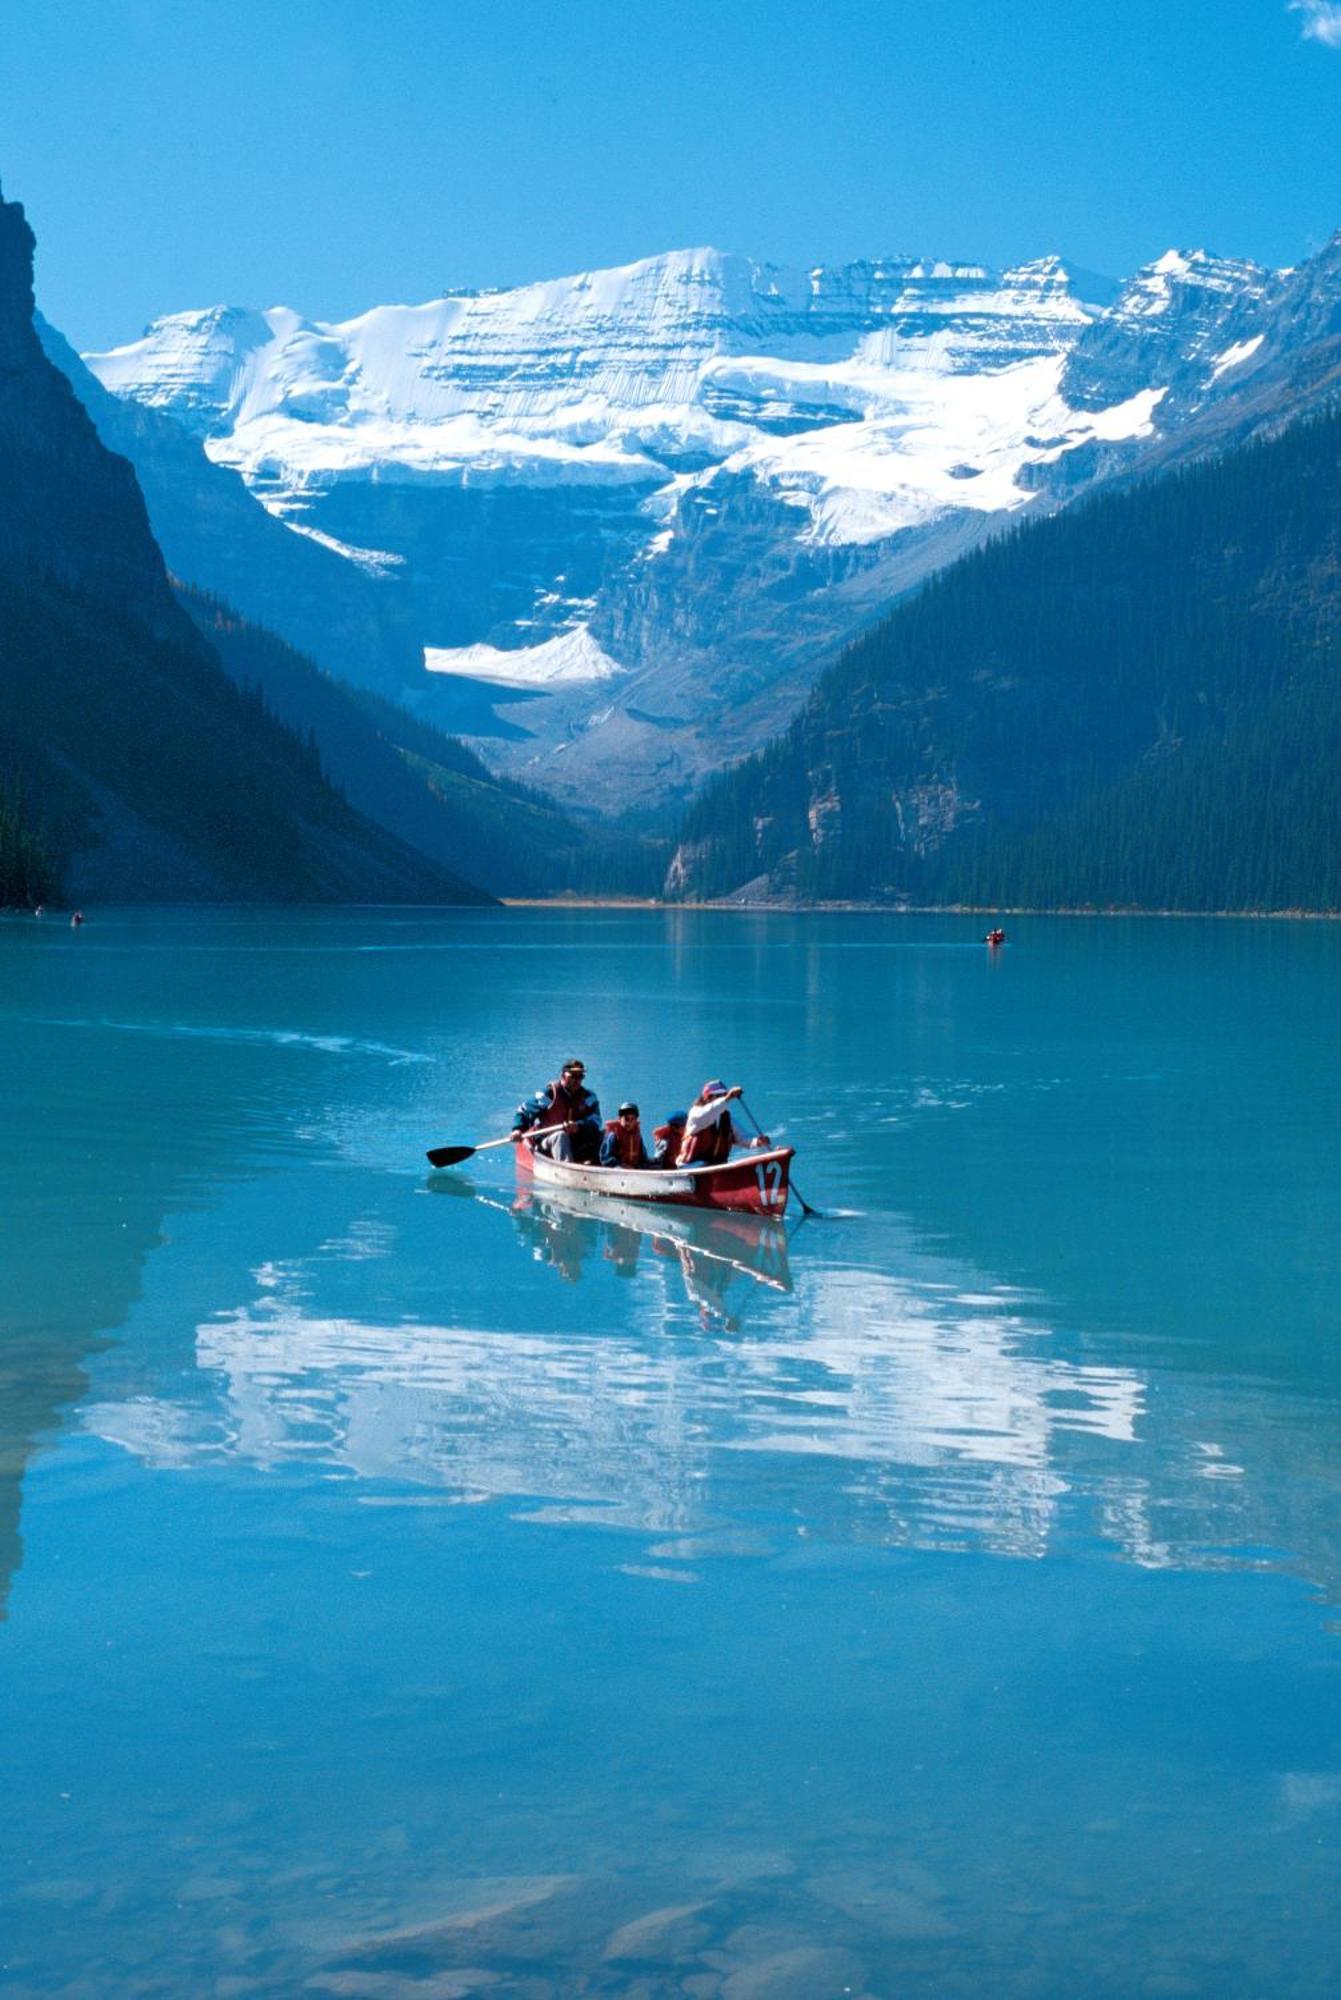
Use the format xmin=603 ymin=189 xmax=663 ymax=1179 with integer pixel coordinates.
xmin=512 ymin=1058 xmax=602 ymax=1162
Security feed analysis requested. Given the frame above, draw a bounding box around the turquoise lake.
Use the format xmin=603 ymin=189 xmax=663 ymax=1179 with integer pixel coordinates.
xmin=1 ymin=906 xmax=1338 ymax=1998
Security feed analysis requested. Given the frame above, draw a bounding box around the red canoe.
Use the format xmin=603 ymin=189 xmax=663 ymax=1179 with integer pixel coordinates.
xmin=516 ymin=1134 xmax=794 ymax=1216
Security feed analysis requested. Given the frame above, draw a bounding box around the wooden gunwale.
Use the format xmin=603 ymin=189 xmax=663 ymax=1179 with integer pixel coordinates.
xmin=516 ymin=1138 xmax=794 ymax=1215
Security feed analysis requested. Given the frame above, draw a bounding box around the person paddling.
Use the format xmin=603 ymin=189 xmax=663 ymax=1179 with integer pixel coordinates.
xmin=512 ymin=1058 xmax=602 ymax=1163
xmin=677 ymin=1080 xmax=769 ymax=1167
xmin=599 ymin=1101 xmax=652 ymax=1169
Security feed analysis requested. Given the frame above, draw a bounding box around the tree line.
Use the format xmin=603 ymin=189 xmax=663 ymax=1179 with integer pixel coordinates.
xmin=0 ymin=777 xmax=58 ymax=908
xmin=673 ymin=404 xmax=1341 ymax=912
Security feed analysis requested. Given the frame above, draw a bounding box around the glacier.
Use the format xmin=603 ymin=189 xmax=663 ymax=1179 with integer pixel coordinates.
xmin=425 ymin=625 xmax=623 ymax=688
xmin=84 ymin=237 xmax=1324 ymax=808
xmin=87 ymin=248 xmax=1121 ymax=521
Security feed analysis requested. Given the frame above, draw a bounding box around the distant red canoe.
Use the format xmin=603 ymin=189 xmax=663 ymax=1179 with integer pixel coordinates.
xmin=516 ymin=1136 xmax=794 ymax=1216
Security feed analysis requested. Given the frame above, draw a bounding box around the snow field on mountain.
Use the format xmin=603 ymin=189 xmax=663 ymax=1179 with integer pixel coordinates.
xmin=710 ymin=356 xmax=1167 ymax=547
xmin=88 ymin=246 xmax=1141 ymax=564
xmin=206 ymin=409 xmax=666 ymax=489
xmin=82 ymin=234 xmax=1316 ymax=811
xmin=424 ymin=625 xmax=623 ymax=688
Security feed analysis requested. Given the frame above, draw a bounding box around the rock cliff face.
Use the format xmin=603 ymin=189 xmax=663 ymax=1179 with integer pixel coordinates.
xmin=0 ymin=195 xmax=177 ymax=627
xmin=0 ymin=183 xmax=487 ymax=903
xmin=83 ymin=235 xmax=1341 ymax=812
xmin=1059 ymin=250 xmax=1272 ymax=413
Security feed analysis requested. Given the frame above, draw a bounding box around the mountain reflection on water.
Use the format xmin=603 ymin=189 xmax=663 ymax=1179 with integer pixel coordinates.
xmin=80 ymin=1180 xmax=1326 ymax=1587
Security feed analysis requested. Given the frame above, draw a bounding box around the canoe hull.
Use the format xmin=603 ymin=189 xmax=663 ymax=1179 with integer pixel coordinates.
xmin=516 ymin=1140 xmax=794 ymax=1217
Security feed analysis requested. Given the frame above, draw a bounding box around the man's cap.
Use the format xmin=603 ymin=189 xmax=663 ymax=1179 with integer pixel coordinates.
xmin=618 ymin=1101 xmax=639 ymax=1115
xmin=562 ymin=1058 xmax=586 ymax=1072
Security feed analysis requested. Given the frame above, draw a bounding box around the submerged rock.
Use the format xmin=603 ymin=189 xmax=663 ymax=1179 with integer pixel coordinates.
xmin=719 ymin=1944 xmax=868 ymax=2000
xmin=603 ymin=1900 xmax=714 ymax=1961
xmin=807 ymin=1863 xmax=956 ymax=1939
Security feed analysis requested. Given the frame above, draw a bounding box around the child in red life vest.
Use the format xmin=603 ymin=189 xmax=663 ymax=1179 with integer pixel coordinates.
xmin=652 ymin=1111 xmax=687 ymax=1165
xmin=599 ymin=1102 xmax=652 ymax=1169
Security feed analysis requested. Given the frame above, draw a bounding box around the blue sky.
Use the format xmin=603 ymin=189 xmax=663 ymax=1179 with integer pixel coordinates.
xmin=4 ymin=0 xmax=1340 ymax=348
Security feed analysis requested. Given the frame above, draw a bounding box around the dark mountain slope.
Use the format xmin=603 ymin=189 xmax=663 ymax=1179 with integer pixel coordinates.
xmin=0 ymin=565 xmax=489 ymax=903
xmin=179 ymin=587 xmax=667 ymax=897
xmin=669 ymin=406 xmax=1341 ymax=912
xmin=0 ymin=183 xmax=487 ymax=904
xmin=181 ymin=587 xmax=612 ymax=896
xmin=0 ymin=779 xmax=55 ymax=907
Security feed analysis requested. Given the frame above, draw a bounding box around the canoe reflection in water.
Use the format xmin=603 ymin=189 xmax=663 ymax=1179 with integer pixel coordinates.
xmin=509 ymin=1186 xmax=793 ymax=1328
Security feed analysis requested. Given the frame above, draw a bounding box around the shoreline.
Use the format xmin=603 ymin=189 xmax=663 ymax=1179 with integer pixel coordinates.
xmin=5 ymin=899 xmax=1337 ymax=922
xmin=502 ymin=897 xmax=1341 ymax=921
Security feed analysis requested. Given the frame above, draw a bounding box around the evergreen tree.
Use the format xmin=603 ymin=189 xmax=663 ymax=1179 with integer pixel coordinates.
xmin=0 ymin=776 xmax=59 ymax=908
xmin=673 ymin=406 xmax=1341 ymax=912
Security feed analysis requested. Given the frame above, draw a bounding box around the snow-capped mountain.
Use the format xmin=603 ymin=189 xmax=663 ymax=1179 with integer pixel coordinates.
xmin=83 ymin=238 xmax=1333 ymax=809
xmin=87 ymin=248 xmax=1127 ymax=567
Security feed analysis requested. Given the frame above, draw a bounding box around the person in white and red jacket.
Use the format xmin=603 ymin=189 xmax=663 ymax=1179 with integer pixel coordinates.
xmin=676 ymin=1080 xmax=769 ymax=1167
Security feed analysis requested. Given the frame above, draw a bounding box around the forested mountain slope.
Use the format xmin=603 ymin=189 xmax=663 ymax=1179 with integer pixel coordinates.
xmin=180 ymin=589 xmax=659 ymax=897
xmin=0 ymin=183 xmax=486 ymax=905
xmin=669 ymin=406 xmax=1341 ymax=912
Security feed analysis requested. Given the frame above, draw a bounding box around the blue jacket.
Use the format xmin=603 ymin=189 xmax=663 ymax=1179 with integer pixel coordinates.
xmin=513 ymin=1079 xmax=601 ymax=1138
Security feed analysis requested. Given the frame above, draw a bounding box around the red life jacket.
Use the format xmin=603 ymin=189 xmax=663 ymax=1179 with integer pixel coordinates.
xmin=603 ymin=1118 xmax=646 ymax=1167
xmin=548 ymin=1076 xmax=583 ymax=1125
xmin=678 ymin=1107 xmax=734 ymax=1167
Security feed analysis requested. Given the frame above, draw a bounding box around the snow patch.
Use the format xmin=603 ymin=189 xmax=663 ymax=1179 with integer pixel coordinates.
xmin=423 ymin=625 xmax=624 ymax=687
xmin=280 ymin=519 xmax=405 ymax=573
xmin=1210 ymin=333 xmax=1265 ymax=379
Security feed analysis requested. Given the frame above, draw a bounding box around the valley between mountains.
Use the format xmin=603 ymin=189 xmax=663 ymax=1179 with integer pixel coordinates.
xmin=82 ymin=236 xmax=1341 ymax=817
xmin=5 ymin=175 xmax=1341 ymax=911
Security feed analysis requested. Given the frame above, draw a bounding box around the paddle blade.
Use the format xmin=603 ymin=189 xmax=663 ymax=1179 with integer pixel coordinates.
xmin=426 ymin=1144 xmax=475 ymax=1168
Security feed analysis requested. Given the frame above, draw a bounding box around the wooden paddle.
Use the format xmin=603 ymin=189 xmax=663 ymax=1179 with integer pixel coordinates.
xmin=738 ymin=1096 xmax=822 ymax=1218
xmin=426 ymin=1123 xmax=565 ymax=1170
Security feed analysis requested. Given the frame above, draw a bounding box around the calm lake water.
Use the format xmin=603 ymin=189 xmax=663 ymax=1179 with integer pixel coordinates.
xmin=1 ymin=907 xmax=1338 ymax=1998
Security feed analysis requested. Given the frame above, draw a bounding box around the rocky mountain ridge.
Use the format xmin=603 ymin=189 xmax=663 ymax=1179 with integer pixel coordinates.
xmin=39 ymin=316 xmax=426 ymax=702
xmin=83 ymin=235 xmax=1341 ymax=811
